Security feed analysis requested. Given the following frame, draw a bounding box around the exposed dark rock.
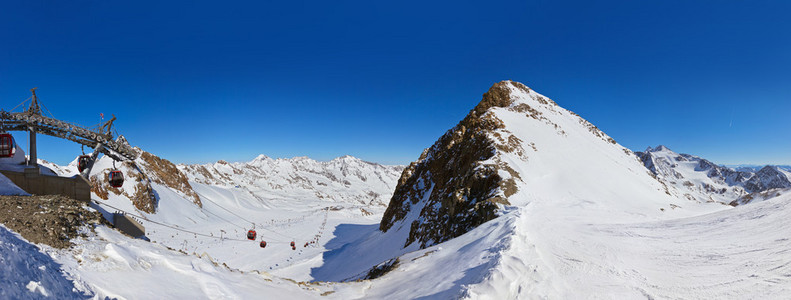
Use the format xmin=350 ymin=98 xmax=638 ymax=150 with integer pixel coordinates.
xmin=380 ymin=81 xmax=523 ymax=249
xmin=139 ymin=151 xmax=201 ymax=208
xmin=744 ymin=166 xmax=791 ymax=192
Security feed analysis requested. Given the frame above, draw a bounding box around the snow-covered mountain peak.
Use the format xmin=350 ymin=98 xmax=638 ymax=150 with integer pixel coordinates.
xmin=745 ymin=165 xmax=791 ymax=192
xmin=329 ymin=155 xmax=361 ymax=164
xmin=378 ymin=80 xmax=685 ymax=250
xmin=251 ymin=154 xmax=272 ymax=163
xmin=646 ymin=145 xmax=672 ymax=153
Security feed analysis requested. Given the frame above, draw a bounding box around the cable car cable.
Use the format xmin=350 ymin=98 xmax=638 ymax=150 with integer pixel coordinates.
xmin=195 ymin=193 xmax=293 ymax=240
xmin=91 ymin=200 xmax=289 ymax=243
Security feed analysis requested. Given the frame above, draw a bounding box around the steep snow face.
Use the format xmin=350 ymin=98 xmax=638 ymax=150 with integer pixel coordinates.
xmin=380 ymin=80 xmax=708 ymax=251
xmin=0 ymin=225 xmax=87 ymax=299
xmin=636 ymin=146 xmax=791 ymax=205
xmin=178 ymin=155 xmax=404 ymax=207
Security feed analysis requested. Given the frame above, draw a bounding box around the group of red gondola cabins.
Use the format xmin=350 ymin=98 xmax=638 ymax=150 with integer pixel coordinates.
xmin=247 ymin=229 xmax=299 ymax=250
xmin=0 ymin=133 xmax=124 ymax=187
xmin=246 ymin=207 xmax=331 ymax=250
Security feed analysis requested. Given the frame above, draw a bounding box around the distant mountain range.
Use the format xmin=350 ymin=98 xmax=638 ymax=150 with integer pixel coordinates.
xmin=636 ymin=146 xmax=791 ymax=205
xmin=725 ymin=164 xmax=791 ymax=173
xmin=178 ymin=155 xmax=404 ymax=207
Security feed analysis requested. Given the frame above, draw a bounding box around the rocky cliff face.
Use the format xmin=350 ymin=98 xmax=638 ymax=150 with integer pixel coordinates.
xmin=379 ymin=81 xmax=525 ymax=248
xmin=137 ymin=151 xmax=201 ymax=207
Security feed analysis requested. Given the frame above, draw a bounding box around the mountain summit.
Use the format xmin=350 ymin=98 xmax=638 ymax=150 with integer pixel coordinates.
xmin=379 ymin=81 xmax=684 ymax=250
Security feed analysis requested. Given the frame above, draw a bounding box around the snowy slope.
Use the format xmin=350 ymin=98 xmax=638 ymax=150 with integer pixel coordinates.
xmin=0 ymin=150 xmax=402 ymax=298
xmin=461 ymin=190 xmax=791 ymax=299
xmin=315 ymin=81 xmax=791 ymax=298
xmin=57 ymin=153 xmax=402 ymax=280
xmin=0 ymin=224 xmax=86 ymax=299
xmin=47 ymin=226 xmax=325 ymax=299
xmin=310 ymin=192 xmax=791 ymax=299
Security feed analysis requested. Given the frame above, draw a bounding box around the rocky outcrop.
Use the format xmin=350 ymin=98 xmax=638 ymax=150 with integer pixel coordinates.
xmin=138 ymin=151 xmax=201 ymax=207
xmin=730 ymin=188 xmax=789 ymax=206
xmin=380 ymin=81 xmax=530 ymax=249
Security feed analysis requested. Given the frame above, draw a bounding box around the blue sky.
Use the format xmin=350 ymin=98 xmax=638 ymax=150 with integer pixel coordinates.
xmin=1 ymin=1 xmax=789 ymax=166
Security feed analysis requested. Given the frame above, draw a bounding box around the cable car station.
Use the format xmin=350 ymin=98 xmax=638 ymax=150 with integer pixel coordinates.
xmin=0 ymin=88 xmax=137 ymax=200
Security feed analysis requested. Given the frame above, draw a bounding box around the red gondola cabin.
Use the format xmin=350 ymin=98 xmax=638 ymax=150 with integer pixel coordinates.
xmin=260 ymin=240 xmax=267 ymax=248
xmin=247 ymin=230 xmax=256 ymax=240
xmin=77 ymin=155 xmax=91 ymax=173
xmin=0 ymin=133 xmax=15 ymax=158
xmin=108 ymin=170 xmax=124 ymax=188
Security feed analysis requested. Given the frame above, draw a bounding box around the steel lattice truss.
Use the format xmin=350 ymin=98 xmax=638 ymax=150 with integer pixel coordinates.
xmin=0 ymin=110 xmax=137 ymax=161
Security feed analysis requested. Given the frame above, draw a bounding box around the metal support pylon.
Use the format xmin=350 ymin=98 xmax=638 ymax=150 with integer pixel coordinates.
xmin=80 ymin=143 xmax=105 ymax=179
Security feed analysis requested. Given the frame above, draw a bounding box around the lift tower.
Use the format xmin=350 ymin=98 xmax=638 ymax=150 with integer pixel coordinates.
xmin=26 ymin=87 xmax=41 ymax=170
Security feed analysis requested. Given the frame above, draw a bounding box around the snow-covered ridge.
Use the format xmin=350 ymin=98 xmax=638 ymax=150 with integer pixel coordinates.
xmin=319 ymin=80 xmax=755 ymax=296
xmin=178 ymin=155 xmax=404 ymax=207
xmin=378 ymin=80 xmax=698 ymax=252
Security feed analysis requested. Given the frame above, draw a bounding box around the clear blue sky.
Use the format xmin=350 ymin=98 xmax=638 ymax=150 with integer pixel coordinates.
xmin=1 ymin=1 xmax=789 ymax=166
